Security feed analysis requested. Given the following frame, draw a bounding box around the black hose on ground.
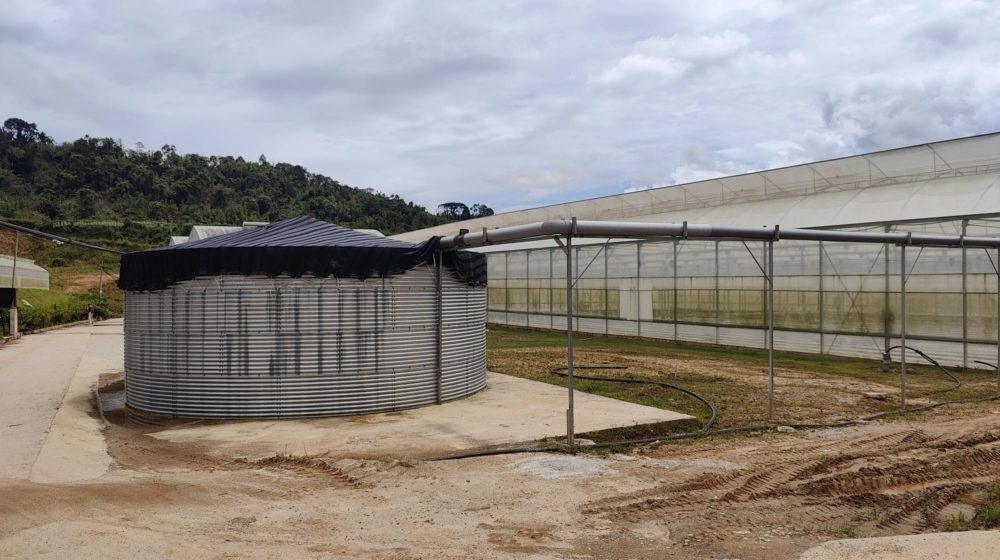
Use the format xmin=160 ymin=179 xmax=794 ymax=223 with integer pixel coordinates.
xmin=547 ymin=365 xmax=717 ymax=432
xmin=885 ymin=345 xmax=961 ymax=393
xmin=429 ymin=349 xmax=995 ymax=462
xmin=427 ymin=394 xmax=1000 ymax=461
xmin=974 ymin=360 xmax=997 ymax=370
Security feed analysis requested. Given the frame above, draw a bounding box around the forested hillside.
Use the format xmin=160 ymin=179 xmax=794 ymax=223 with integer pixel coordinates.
xmin=0 ymin=117 xmax=449 ymax=235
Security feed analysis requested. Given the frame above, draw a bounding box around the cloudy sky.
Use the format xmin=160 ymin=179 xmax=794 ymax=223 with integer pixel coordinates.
xmin=2 ymin=1 xmax=999 ymax=212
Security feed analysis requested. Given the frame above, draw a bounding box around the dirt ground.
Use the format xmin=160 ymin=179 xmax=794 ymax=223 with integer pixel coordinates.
xmin=3 ymin=326 xmax=1000 ymax=558
xmin=2 ymin=398 xmax=999 ymax=558
xmin=57 ymin=271 xmax=110 ymax=294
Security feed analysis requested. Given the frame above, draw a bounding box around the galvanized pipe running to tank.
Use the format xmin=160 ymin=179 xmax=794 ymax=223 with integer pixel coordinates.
xmin=439 ymin=220 xmax=1000 ymax=250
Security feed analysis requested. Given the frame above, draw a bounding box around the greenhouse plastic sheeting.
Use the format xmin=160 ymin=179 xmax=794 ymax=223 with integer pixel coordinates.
xmin=483 ymin=217 xmax=1000 ymax=368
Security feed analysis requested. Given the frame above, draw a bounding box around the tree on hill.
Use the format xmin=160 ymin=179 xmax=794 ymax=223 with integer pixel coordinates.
xmin=0 ymin=117 xmax=451 ymax=235
xmin=437 ymin=202 xmax=495 ymax=221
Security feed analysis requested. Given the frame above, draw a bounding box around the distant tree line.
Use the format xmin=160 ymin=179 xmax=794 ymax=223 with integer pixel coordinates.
xmin=436 ymin=202 xmax=495 ymax=221
xmin=0 ymin=117 xmax=468 ymax=235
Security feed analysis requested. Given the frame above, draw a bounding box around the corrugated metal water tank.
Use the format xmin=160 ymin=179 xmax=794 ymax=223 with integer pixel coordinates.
xmin=119 ymin=216 xmax=488 ymax=418
xmin=124 ymin=266 xmax=486 ymax=417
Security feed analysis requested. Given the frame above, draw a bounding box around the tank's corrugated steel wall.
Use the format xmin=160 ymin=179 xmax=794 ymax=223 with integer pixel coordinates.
xmin=124 ymin=265 xmax=486 ymax=418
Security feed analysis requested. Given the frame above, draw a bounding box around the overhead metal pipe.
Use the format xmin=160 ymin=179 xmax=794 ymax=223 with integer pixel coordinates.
xmin=439 ymin=220 xmax=1000 ymax=250
xmin=0 ymin=219 xmax=122 ymax=254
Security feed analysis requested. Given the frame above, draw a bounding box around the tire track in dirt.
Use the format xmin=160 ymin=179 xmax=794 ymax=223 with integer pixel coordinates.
xmin=233 ymin=456 xmax=365 ymax=488
xmin=583 ymin=421 xmax=1000 ymax=540
xmin=583 ymin=428 xmax=924 ymax=519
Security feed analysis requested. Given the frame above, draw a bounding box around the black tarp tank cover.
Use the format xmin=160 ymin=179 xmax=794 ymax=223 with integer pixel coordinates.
xmin=118 ymin=216 xmax=486 ymax=291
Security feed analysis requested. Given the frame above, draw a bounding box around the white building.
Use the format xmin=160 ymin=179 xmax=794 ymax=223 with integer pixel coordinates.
xmin=0 ymin=255 xmax=50 ymax=290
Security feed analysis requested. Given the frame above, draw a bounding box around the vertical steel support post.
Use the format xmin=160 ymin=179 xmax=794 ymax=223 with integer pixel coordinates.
xmin=636 ymin=241 xmax=642 ymax=338
xmin=818 ymin=241 xmax=825 ymax=354
xmin=763 ymin=241 xmax=768 ymax=349
xmin=672 ymin=239 xmax=678 ymax=341
xmin=996 ymin=248 xmax=999 ymax=391
xmin=9 ymin=231 xmax=18 ymax=339
xmin=549 ymin=246 xmax=554 ymax=330
xmin=900 ymin=244 xmax=907 ymax=408
xmin=435 ymin=251 xmax=444 ymax=404
xmin=715 ymin=241 xmax=720 ymax=345
xmin=604 ymin=240 xmax=609 ymax=335
xmin=962 ymin=219 xmax=969 ymax=368
xmin=524 ymin=251 xmax=531 ymax=326
xmin=884 ymin=225 xmax=892 ymax=356
xmin=504 ymin=251 xmax=510 ymax=324
xmin=767 ymin=240 xmax=775 ymax=421
xmin=565 ymin=218 xmax=576 ymax=444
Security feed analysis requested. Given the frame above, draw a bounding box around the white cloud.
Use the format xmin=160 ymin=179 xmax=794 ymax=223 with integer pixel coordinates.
xmin=594 ymin=30 xmax=750 ymax=85
xmin=1 ymin=0 xmax=999 ymax=213
xmin=623 ymin=182 xmax=672 ymax=193
xmin=668 ymin=146 xmax=753 ymax=184
xmin=820 ymin=77 xmax=1000 ymax=150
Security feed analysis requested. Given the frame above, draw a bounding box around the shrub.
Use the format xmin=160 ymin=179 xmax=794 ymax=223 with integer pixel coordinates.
xmin=975 ymin=481 xmax=1000 ymax=528
xmin=16 ymin=289 xmax=115 ymax=331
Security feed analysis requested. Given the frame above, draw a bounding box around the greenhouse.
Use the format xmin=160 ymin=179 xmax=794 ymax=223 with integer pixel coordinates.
xmin=481 ymin=219 xmax=1000 ymax=368
xmin=398 ymin=133 xmax=1000 ymax=369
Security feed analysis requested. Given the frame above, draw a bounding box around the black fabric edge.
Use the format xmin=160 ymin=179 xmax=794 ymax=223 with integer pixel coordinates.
xmin=119 ymin=236 xmax=487 ymax=291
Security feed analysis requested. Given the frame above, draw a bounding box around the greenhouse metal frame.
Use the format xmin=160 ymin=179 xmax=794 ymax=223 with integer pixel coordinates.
xmin=439 ymin=218 xmax=1000 ymax=442
xmin=480 ymin=218 xmax=1000 ymax=367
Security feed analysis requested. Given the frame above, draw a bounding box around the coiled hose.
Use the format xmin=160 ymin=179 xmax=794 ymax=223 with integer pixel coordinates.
xmin=885 ymin=345 xmax=961 ymax=393
xmin=548 ymin=365 xmax=717 ymax=432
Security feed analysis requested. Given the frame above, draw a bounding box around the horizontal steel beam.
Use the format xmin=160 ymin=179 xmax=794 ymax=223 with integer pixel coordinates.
xmin=439 ymin=219 xmax=1000 ymax=250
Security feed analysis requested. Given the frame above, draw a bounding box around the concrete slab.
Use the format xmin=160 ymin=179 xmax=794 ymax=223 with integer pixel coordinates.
xmin=799 ymin=530 xmax=1000 ymax=560
xmin=151 ymin=372 xmax=693 ymax=459
xmin=0 ymin=319 xmax=123 ymax=482
xmin=0 ymin=320 xmax=120 ymax=479
xmin=30 ymin=323 xmax=120 ymax=483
